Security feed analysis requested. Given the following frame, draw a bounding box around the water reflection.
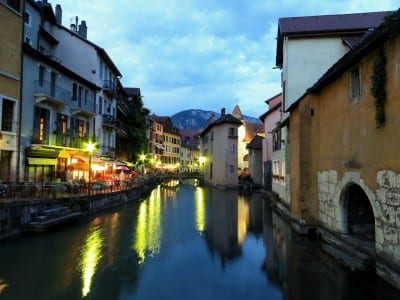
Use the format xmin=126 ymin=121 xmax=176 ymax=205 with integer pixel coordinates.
xmin=0 ymin=185 xmax=398 ymax=299
xmin=78 ymin=220 xmax=104 ymax=297
xmin=0 ymin=278 xmax=8 ymax=294
xmin=134 ymin=185 xmax=162 ymax=265
xmin=195 ymin=187 xmax=206 ymax=234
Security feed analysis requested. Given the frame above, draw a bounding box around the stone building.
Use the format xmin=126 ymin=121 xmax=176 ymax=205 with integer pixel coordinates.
xmin=287 ymin=10 xmax=400 ymax=287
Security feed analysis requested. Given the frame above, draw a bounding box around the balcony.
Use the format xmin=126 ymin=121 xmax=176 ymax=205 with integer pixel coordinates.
xmin=115 ymin=120 xmax=129 ymax=137
xmin=103 ymin=80 xmax=116 ymax=97
xmin=117 ymin=96 xmax=131 ymax=116
xmin=102 ymin=114 xmax=117 ymax=128
xmin=34 ymin=80 xmax=70 ymax=109
xmin=98 ymin=146 xmax=116 ymax=159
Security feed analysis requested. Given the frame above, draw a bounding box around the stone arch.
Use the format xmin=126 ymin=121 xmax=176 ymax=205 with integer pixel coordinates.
xmin=332 ymin=172 xmax=379 ymax=235
xmin=341 ymin=184 xmax=375 ymax=239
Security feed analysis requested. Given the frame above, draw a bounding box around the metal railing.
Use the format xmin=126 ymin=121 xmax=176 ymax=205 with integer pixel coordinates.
xmin=34 ymin=80 xmax=71 ymax=102
xmin=0 ymin=178 xmax=143 ymax=201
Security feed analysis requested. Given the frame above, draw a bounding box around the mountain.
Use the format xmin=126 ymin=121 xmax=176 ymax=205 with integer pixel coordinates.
xmin=171 ymin=109 xmax=261 ymax=130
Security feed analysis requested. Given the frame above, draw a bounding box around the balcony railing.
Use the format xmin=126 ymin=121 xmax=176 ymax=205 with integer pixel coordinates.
xmin=98 ymin=146 xmax=116 ymax=158
xmin=34 ymin=80 xmax=71 ymax=108
xmin=102 ymin=114 xmax=117 ymax=128
xmin=103 ymin=80 xmax=116 ymax=96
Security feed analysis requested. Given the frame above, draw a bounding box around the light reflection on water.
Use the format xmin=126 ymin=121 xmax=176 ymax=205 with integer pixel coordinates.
xmin=78 ymin=222 xmax=104 ymax=297
xmin=134 ymin=185 xmax=162 ymax=265
xmin=195 ymin=187 xmax=206 ymax=234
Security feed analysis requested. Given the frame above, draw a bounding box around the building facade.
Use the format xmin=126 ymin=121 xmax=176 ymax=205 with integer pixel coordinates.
xmin=0 ymin=0 xmax=24 ymax=181
xmin=200 ymin=109 xmax=242 ymax=188
xmin=260 ymin=93 xmax=282 ymax=190
xmin=287 ymin=10 xmax=400 ymax=287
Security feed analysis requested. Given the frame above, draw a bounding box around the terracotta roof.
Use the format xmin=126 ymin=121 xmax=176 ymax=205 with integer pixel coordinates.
xmin=276 ymin=11 xmax=393 ymax=67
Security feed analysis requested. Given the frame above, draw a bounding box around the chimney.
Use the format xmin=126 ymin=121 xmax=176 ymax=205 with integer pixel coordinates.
xmin=55 ymin=4 xmax=62 ymax=25
xmin=221 ymin=108 xmax=226 ymax=117
xmin=78 ymin=20 xmax=87 ymax=38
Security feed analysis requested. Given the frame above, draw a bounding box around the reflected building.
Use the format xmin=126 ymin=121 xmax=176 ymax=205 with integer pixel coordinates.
xmin=262 ymin=203 xmax=356 ymax=300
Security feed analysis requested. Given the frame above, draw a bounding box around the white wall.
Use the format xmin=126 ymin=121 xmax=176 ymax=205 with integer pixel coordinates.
xmin=283 ymin=37 xmax=349 ymax=110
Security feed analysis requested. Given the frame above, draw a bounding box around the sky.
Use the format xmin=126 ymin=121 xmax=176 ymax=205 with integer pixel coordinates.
xmin=53 ymin=0 xmax=399 ymax=118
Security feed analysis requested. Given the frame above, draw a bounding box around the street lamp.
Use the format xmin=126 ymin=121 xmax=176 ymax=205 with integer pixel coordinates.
xmin=86 ymin=142 xmax=95 ymax=195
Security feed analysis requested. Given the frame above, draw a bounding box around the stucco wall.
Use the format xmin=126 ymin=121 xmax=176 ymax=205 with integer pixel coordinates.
xmin=290 ymin=33 xmax=400 ymax=284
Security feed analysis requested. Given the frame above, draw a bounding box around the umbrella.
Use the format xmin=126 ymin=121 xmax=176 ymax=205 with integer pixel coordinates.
xmin=117 ymin=165 xmax=129 ymax=171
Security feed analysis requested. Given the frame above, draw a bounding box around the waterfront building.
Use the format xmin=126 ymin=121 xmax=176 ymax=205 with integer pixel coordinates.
xmin=180 ymin=129 xmax=201 ymax=172
xmin=259 ymin=93 xmax=282 ymax=190
xmin=22 ymin=0 xmax=101 ymax=182
xmin=0 ymin=0 xmax=23 ymax=181
xmin=200 ymin=108 xmax=242 ymax=188
xmin=52 ymin=5 xmax=122 ymax=165
xmin=146 ymin=114 xmax=164 ymax=168
xmin=286 ymin=10 xmax=400 ymax=287
xmin=246 ymin=135 xmax=263 ymax=186
xmin=273 ymin=11 xmax=391 ymax=223
xmin=153 ymin=116 xmax=180 ymax=171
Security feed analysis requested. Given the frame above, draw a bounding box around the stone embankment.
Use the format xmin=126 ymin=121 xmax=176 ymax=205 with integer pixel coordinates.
xmin=0 ymin=176 xmax=159 ymax=239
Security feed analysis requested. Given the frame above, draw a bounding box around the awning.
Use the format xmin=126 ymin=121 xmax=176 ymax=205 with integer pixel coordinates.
xmin=28 ymin=157 xmax=57 ymax=165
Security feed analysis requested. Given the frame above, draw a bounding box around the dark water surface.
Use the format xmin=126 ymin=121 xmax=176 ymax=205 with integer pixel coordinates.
xmin=0 ymin=180 xmax=399 ymax=299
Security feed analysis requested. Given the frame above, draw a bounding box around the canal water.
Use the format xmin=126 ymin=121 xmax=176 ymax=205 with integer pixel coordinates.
xmin=0 ymin=180 xmax=399 ymax=299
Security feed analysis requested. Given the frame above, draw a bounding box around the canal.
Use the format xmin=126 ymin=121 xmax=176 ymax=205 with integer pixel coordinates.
xmin=0 ymin=180 xmax=399 ymax=299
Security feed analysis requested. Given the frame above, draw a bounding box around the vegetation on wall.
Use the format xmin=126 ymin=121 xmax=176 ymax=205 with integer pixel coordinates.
xmin=370 ymin=47 xmax=387 ymax=128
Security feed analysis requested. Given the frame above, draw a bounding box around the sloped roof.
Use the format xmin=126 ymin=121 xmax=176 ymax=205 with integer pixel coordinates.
xmin=247 ymin=135 xmax=263 ymax=150
xmin=232 ymin=105 xmax=244 ymax=120
xmin=276 ymin=11 xmax=393 ymax=67
xmin=124 ymin=87 xmax=141 ymax=97
xmin=287 ymin=9 xmax=400 ymax=112
xmin=200 ymin=113 xmax=242 ymax=136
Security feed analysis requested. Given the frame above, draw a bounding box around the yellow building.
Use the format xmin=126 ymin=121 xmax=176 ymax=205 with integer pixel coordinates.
xmin=288 ymin=11 xmax=400 ymax=287
xmin=0 ymin=0 xmax=24 ymax=181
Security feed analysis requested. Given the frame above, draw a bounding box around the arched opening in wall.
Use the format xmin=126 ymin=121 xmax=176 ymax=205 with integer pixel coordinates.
xmin=345 ymin=184 xmax=375 ymax=241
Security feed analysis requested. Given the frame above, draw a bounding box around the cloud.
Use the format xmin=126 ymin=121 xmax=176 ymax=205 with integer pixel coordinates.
xmin=55 ymin=0 xmax=399 ymax=117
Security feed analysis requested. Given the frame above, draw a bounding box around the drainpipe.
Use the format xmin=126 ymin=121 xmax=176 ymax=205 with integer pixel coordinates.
xmin=16 ymin=0 xmax=26 ymax=183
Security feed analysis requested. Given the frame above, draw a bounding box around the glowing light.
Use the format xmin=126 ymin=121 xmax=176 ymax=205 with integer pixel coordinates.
xmin=195 ymin=187 xmax=206 ymax=233
xmin=237 ymin=195 xmax=249 ymax=244
xmin=0 ymin=279 xmax=8 ymax=294
xmin=79 ymin=225 xmax=103 ymax=298
xmin=134 ymin=187 xmax=162 ymax=265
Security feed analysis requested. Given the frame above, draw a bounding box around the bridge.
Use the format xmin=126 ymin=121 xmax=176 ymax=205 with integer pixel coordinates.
xmin=158 ymin=173 xmax=204 ymax=185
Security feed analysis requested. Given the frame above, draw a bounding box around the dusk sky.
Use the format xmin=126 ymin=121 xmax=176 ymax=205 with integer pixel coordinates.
xmin=54 ymin=0 xmax=399 ymax=118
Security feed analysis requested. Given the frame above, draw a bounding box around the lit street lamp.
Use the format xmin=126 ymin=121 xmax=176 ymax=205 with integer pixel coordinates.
xmin=86 ymin=142 xmax=95 ymax=196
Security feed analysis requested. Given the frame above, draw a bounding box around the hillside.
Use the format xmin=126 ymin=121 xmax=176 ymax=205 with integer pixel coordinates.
xmin=171 ymin=109 xmax=261 ymax=130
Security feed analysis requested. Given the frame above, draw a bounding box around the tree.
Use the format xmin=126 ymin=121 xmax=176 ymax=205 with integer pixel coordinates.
xmin=126 ymin=95 xmax=150 ymax=162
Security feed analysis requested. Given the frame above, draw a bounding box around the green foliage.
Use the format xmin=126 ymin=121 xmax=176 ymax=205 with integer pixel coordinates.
xmin=383 ymin=9 xmax=400 ymax=38
xmin=126 ymin=96 xmax=149 ymax=161
xmin=370 ymin=47 xmax=387 ymax=128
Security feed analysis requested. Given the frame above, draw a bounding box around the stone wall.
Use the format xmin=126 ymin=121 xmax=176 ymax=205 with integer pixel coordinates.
xmin=317 ymin=169 xmax=400 ymax=287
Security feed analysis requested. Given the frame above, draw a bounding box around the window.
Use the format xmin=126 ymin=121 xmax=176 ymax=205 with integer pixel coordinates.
xmin=6 ymin=0 xmax=21 ymax=12
xmin=1 ymin=99 xmax=14 ymax=132
xmin=24 ymin=36 xmax=32 ymax=46
xmin=229 ymin=165 xmax=235 ymax=173
xmin=350 ymin=67 xmax=360 ymax=100
xmin=38 ymin=65 xmax=45 ymax=87
xmin=72 ymin=83 xmax=77 ymax=101
xmin=228 ymin=127 xmax=236 ymax=137
xmin=84 ymin=89 xmax=88 ymax=105
xmin=272 ymin=129 xmax=281 ymax=151
xmin=99 ymin=61 xmax=103 ymax=79
xmin=98 ymin=96 xmax=103 ymax=114
xmin=24 ymin=10 xmax=31 ymax=26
